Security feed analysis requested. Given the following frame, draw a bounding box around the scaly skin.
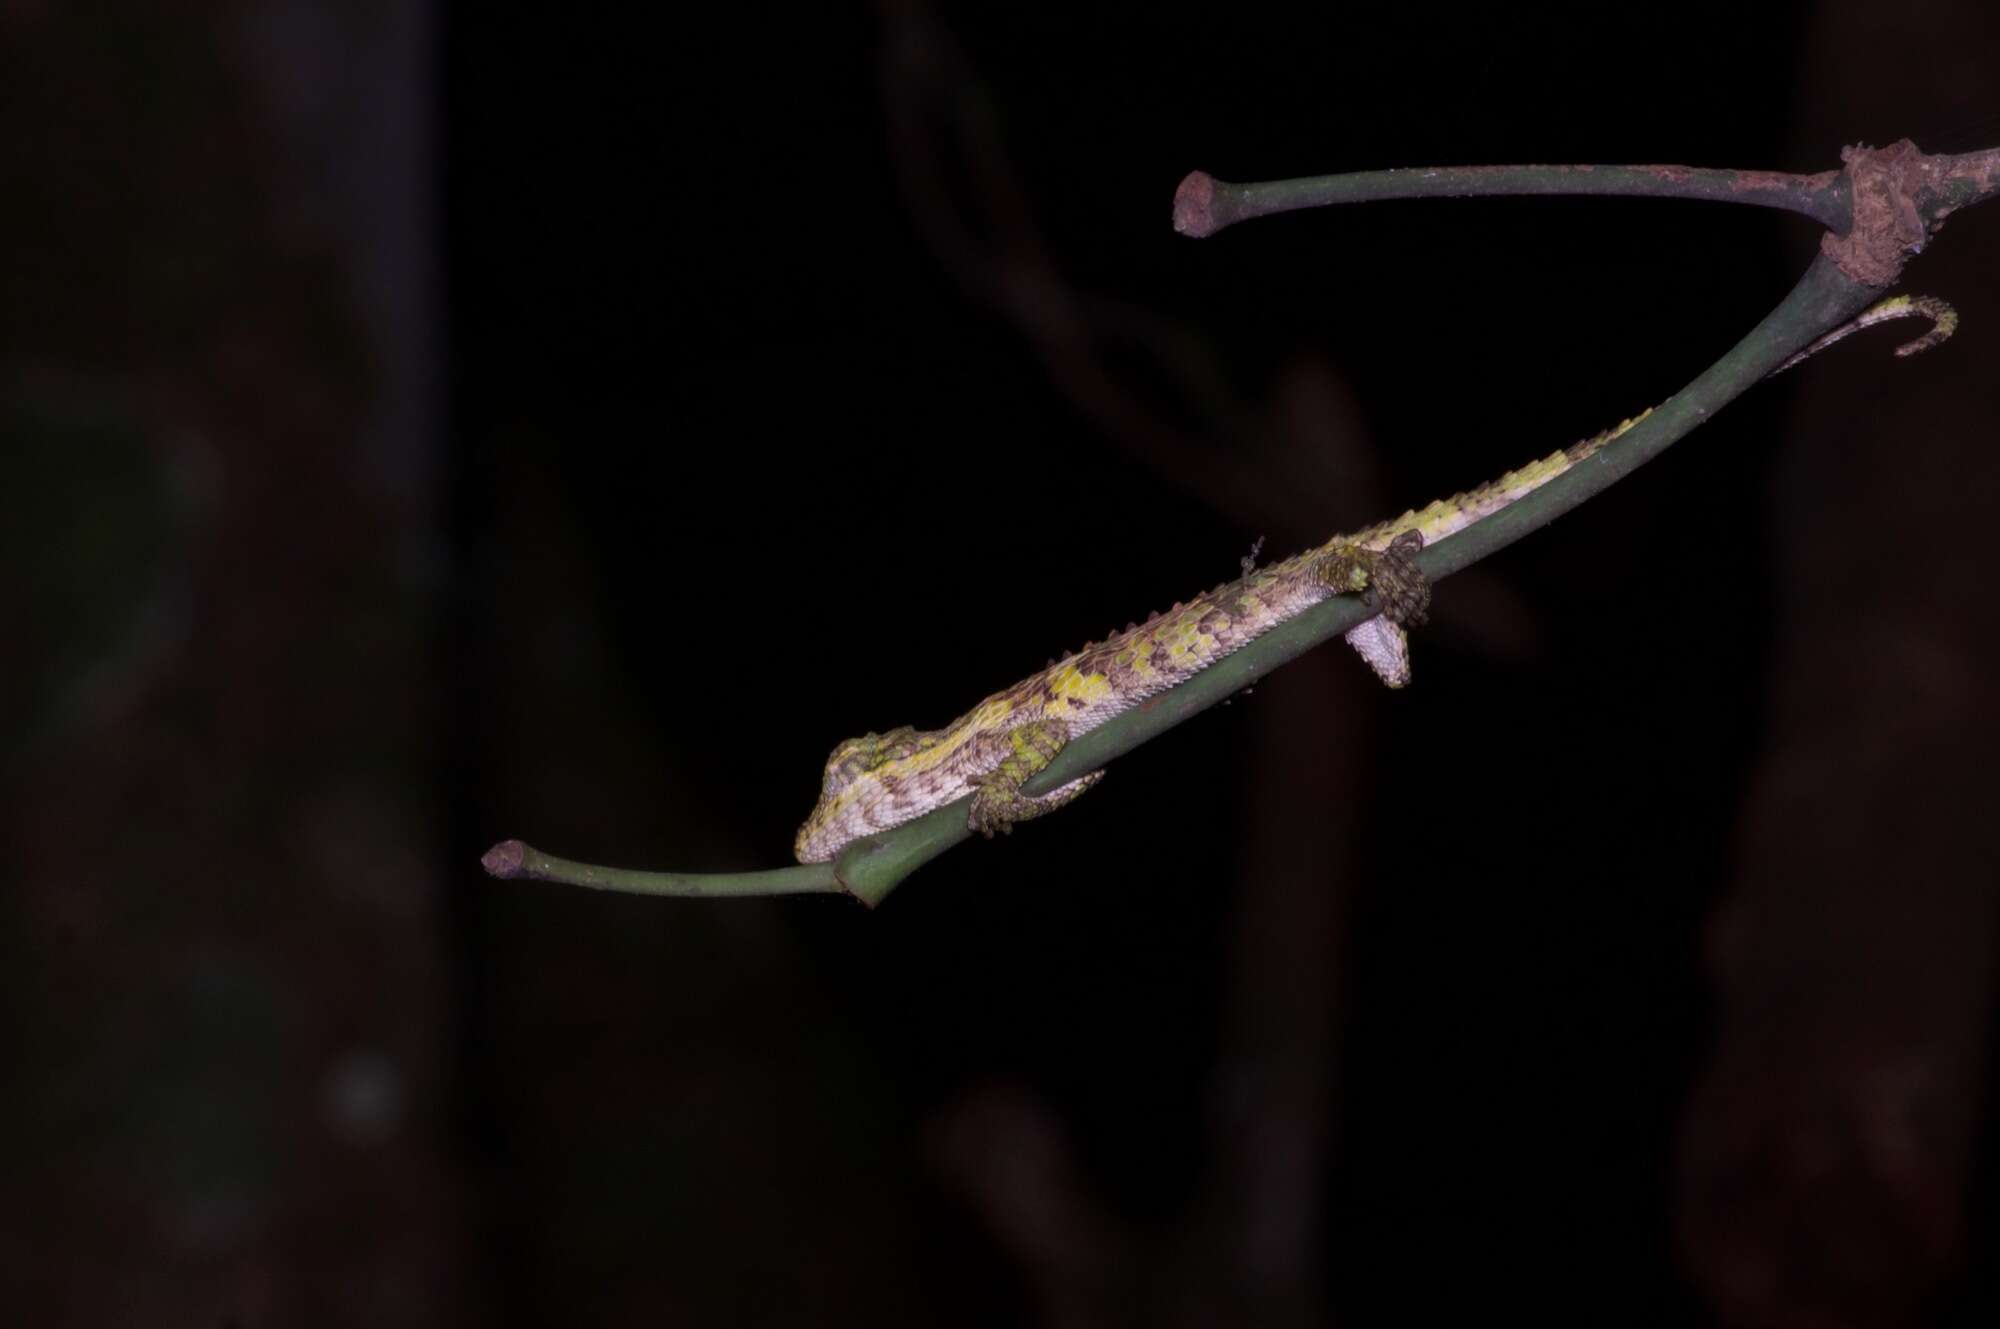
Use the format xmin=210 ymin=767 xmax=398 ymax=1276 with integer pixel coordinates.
xmin=793 ymin=296 xmax=1955 ymax=863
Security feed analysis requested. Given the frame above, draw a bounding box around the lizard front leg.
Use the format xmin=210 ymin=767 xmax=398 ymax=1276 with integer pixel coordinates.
xmin=965 ymin=717 xmax=1106 ymax=838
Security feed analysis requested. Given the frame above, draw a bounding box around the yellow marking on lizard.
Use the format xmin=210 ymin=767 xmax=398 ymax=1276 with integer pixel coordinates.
xmin=793 ymin=295 xmax=1955 ymax=863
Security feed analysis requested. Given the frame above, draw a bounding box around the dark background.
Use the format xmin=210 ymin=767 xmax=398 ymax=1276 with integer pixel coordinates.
xmin=5 ymin=2 xmax=1998 ymax=1325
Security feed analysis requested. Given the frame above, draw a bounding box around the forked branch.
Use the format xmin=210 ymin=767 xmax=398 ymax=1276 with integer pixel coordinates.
xmin=486 ymin=139 xmax=1994 ymax=907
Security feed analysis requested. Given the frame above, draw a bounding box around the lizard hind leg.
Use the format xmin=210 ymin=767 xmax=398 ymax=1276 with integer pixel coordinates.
xmin=965 ymin=716 xmax=1105 ymax=838
xmin=1318 ymin=529 xmax=1431 ymax=626
xmin=1365 ymin=529 xmax=1430 ymax=626
xmin=1320 ymin=530 xmax=1428 ymax=688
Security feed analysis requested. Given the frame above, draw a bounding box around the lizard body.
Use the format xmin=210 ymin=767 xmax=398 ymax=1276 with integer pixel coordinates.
xmin=793 ymin=295 xmax=1955 ymax=864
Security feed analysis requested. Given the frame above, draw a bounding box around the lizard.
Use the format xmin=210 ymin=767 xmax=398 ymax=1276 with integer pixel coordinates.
xmin=793 ymin=294 xmax=1957 ymax=864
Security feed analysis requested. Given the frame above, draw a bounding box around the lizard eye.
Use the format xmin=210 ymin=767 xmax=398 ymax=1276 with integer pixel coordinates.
xmin=819 ymin=727 xmax=925 ymax=797
xmin=820 ymin=735 xmax=879 ymax=797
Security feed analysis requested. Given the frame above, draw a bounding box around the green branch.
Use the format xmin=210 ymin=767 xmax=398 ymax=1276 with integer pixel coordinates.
xmin=1170 ymin=143 xmax=2000 ymax=242
xmin=488 ymin=139 xmax=1990 ymax=908
xmin=481 ymin=838 xmax=849 ymax=900
xmin=1172 ymin=161 xmax=1849 ymax=237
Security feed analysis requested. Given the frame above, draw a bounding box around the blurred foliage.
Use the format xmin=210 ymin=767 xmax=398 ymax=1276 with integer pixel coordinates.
xmin=0 ymin=372 xmax=179 ymax=758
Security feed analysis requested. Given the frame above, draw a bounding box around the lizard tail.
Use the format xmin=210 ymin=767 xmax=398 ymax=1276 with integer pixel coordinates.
xmin=1772 ymin=294 xmax=1957 ymax=374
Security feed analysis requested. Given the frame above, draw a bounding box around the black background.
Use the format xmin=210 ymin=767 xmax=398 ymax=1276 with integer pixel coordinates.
xmin=6 ymin=2 xmax=1998 ymax=1325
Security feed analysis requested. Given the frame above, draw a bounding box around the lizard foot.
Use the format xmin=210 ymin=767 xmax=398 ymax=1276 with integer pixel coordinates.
xmin=965 ymin=717 xmax=1105 ymax=838
xmin=1363 ymin=529 xmax=1430 ymax=626
xmin=1320 ymin=531 xmax=1427 ymax=687
xmin=1320 ymin=531 xmax=1430 ymax=624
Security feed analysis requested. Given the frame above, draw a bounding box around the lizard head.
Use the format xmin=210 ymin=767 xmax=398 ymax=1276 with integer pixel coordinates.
xmin=793 ymin=727 xmax=928 ymax=863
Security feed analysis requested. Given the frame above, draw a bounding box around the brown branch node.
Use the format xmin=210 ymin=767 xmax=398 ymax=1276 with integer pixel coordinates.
xmin=1821 ymin=139 xmax=1938 ymax=287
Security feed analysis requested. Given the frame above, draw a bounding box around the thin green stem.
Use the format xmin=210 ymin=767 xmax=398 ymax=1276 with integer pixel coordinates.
xmin=1173 ymin=162 xmax=1848 ymax=238
xmin=481 ymin=839 xmax=851 ymax=901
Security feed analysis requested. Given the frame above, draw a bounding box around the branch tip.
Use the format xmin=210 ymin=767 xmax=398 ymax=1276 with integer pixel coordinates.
xmin=481 ymin=839 xmax=528 ymax=878
xmin=1173 ymin=170 xmax=1221 ymax=237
